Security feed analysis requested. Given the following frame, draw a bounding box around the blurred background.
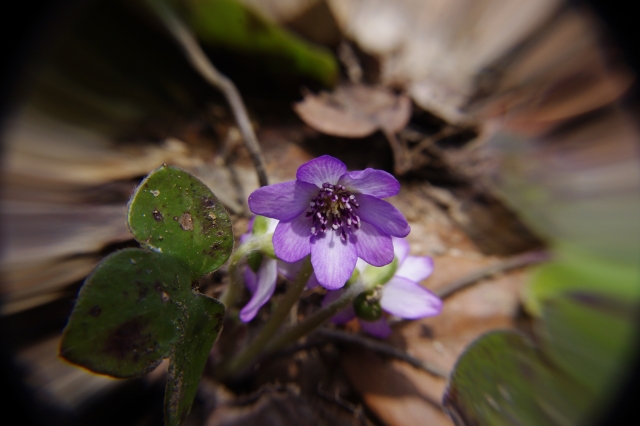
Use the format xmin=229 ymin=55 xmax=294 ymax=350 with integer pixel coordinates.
xmin=2 ymin=0 xmax=639 ymax=425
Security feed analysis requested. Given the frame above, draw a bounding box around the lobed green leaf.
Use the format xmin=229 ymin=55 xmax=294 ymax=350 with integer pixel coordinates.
xmin=127 ymin=164 xmax=234 ymax=281
xmin=59 ymin=249 xmax=189 ymax=378
xmin=165 ymin=292 xmax=225 ymax=426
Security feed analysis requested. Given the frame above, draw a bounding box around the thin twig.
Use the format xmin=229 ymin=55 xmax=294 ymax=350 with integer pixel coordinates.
xmin=316 ymin=328 xmax=449 ymax=379
xmin=410 ymin=126 xmax=458 ymax=157
xmin=147 ymin=0 xmax=269 ymax=187
xmin=383 ymin=129 xmax=412 ymax=175
xmin=435 ymin=250 xmax=551 ymax=299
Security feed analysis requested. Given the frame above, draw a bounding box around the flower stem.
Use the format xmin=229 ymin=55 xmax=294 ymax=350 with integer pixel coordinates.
xmin=265 ymin=279 xmax=365 ymax=354
xmin=218 ymin=234 xmax=271 ymax=308
xmin=217 ymin=256 xmax=313 ymax=379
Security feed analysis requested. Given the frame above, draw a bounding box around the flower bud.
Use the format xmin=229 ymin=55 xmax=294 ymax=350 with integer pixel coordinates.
xmin=353 ymin=289 xmax=383 ymax=321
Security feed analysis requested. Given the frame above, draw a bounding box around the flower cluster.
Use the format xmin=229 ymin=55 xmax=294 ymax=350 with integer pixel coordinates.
xmin=248 ymin=155 xmax=410 ymax=290
xmin=323 ymin=237 xmax=442 ymax=338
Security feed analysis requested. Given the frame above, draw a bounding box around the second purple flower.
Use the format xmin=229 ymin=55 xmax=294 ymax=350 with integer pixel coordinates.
xmin=248 ymin=155 xmax=410 ymax=290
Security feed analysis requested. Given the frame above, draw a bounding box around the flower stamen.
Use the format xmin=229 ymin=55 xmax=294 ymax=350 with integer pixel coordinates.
xmin=308 ymin=183 xmax=361 ymax=239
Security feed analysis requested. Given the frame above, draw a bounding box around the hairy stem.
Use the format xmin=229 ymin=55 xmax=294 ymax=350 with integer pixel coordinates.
xmin=218 ymin=256 xmax=313 ymax=379
xmin=265 ymin=279 xmax=365 ymax=353
xmin=145 ymin=0 xmax=269 ymax=187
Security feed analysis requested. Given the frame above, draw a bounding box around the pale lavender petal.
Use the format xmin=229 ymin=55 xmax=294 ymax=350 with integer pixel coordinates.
xmin=310 ymin=230 xmax=358 ymax=290
xmin=353 ymin=222 xmax=394 ymax=267
xmin=322 ymin=289 xmax=356 ymax=324
xmin=248 ymin=180 xmax=318 ymax=221
xmin=244 ymin=267 xmax=258 ymax=293
xmin=356 ymin=194 xmax=410 ymax=237
xmin=306 ymin=272 xmax=320 ymax=289
xmin=359 ymin=318 xmax=392 ymax=339
xmin=240 ymin=258 xmax=278 ymax=322
xmin=380 ymin=277 xmax=442 ymax=319
xmin=245 ymin=216 xmax=256 ymax=234
xmin=396 ymin=256 xmax=434 ymax=282
xmin=273 ymin=214 xmax=312 ymax=262
xmin=355 ymin=258 xmax=368 ymax=273
xmin=266 ymin=218 xmax=279 ymax=233
xmin=276 ymin=258 xmax=302 ymax=281
xmin=239 ymin=233 xmax=251 ymax=245
xmin=338 ymin=168 xmax=400 ymax=198
xmin=277 ymin=259 xmax=319 ymax=289
xmin=296 ymin=155 xmax=346 ymax=186
xmin=392 ymin=237 xmax=410 ymax=263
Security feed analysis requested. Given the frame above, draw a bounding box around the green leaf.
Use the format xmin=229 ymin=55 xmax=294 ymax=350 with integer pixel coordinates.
xmin=523 ymin=246 xmax=640 ymax=316
xmin=537 ymin=294 xmax=637 ymax=397
xmin=186 ymin=0 xmax=338 ymax=87
xmin=251 ymin=215 xmax=270 ymax=236
xmin=127 ymin=164 xmax=234 ymax=280
xmin=362 ymin=257 xmax=398 ymax=288
xmin=60 ymin=247 xmax=226 ymax=424
xmin=59 ymin=249 xmax=189 ymax=378
xmin=522 ymin=247 xmax=640 ymax=397
xmin=165 ymin=292 xmax=224 ymax=426
xmin=444 ymin=331 xmax=592 ymax=426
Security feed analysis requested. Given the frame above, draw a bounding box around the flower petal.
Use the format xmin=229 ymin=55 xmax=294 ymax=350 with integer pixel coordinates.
xmin=248 ymin=180 xmax=318 ymax=221
xmin=243 ymin=267 xmax=258 ymax=293
xmin=380 ymin=277 xmax=442 ymax=319
xmin=356 ymin=194 xmax=410 ymax=238
xmin=277 ymin=258 xmax=302 ymax=281
xmin=353 ymin=222 xmax=394 ymax=267
xmin=273 ymin=214 xmax=312 ymax=262
xmin=296 ymin=155 xmax=347 ymax=186
xmin=392 ymin=237 xmax=410 ymax=263
xmin=322 ymin=289 xmax=356 ymax=324
xmin=306 ymin=272 xmax=321 ymax=289
xmin=396 ymin=256 xmax=434 ymax=282
xmin=355 ymin=258 xmax=368 ymax=273
xmin=277 ymin=259 xmax=320 ymax=289
xmin=311 ymin=230 xmax=358 ymax=289
xmin=338 ymin=168 xmax=400 ymax=198
xmin=359 ymin=318 xmax=392 ymax=339
xmin=239 ymin=232 xmax=251 ymax=245
xmin=267 ymin=217 xmax=279 ymax=233
xmin=240 ymin=258 xmax=278 ymax=322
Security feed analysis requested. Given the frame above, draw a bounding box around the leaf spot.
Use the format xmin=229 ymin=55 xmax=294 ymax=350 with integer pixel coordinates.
xmin=150 ymin=190 xmax=160 ymax=197
xmin=152 ymin=210 xmax=163 ymax=221
xmin=103 ymin=318 xmax=153 ymax=362
xmin=179 ymin=212 xmax=194 ymax=231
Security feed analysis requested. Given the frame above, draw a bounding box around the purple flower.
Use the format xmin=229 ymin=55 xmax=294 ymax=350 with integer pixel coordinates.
xmin=322 ymin=237 xmax=442 ymax=339
xmin=248 ymin=155 xmax=410 ymax=290
xmin=240 ymin=217 xmax=319 ymax=322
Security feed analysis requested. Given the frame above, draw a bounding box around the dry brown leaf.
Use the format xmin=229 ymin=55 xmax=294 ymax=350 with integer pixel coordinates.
xmin=293 ymin=83 xmax=412 ymax=138
xmin=326 ymin=0 xmax=561 ymax=124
